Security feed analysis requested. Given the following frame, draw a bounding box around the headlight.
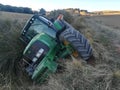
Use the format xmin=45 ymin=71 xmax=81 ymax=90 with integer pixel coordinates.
xmin=32 ymin=57 xmax=38 ymax=62
xmin=32 ymin=48 xmax=44 ymax=62
xmin=36 ymin=48 xmax=44 ymax=58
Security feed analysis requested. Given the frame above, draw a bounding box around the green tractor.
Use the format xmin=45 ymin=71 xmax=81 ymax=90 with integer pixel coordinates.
xmin=20 ymin=14 xmax=93 ymax=83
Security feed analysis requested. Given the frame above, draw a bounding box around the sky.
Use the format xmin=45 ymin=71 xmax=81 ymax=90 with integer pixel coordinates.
xmin=0 ymin=0 xmax=120 ymax=11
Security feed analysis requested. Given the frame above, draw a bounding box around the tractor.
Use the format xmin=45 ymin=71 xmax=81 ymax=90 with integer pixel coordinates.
xmin=20 ymin=14 xmax=93 ymax=83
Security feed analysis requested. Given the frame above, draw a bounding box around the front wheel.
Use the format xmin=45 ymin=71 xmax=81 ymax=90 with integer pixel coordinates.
xmin=59 ymin=28 xmax=93 ymax=60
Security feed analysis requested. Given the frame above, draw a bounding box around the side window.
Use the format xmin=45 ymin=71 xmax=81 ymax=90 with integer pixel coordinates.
xmin=31 ymin=19 xmax=47 ymax=33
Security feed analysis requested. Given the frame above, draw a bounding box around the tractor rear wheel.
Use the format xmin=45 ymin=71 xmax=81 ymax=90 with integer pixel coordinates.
xmin=59 ymin=28 xmax=93 ymax=60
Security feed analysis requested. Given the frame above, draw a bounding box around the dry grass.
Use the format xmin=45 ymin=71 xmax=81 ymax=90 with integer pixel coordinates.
xmin=39 ymin=61 xmax=114 ymax=90
xmin=90 ymin=15 xmax=120 ymax=29
xmin=0 ymin=11 xmax=31 ymax=73
xmin=0 ymin=11 xmax=32 ymax=22
xmin=84 ymin=15 xmax=120 ymax=90
xmin=0 ymin=11 xmax=120 ymax=90
xmin=93 ymin=11 xmax=120 ymax=15
xmin=0 ymin=11 xmax=32 ymax=90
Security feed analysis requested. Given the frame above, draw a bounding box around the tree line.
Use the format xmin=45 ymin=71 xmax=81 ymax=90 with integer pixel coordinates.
xmin=0 ymin=3 xmax=34 ymax=14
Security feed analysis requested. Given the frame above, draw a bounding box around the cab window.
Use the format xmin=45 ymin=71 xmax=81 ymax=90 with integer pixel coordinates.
xmin=25 ymin=19 xmax=56 ymax=40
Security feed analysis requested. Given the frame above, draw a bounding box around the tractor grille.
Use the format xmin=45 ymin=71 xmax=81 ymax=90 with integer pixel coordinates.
xmin=22 ymin=40 xmax=49 ymax=76
xmin=25 ymin=40 xmax=49 ymax=63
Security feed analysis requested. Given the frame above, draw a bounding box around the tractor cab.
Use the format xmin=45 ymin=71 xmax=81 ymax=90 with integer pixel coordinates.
xmin=20 ymin=15 xmax=57 ymax=44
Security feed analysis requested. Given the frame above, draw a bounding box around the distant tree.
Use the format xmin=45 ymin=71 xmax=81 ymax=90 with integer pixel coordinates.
xmin=39 ymin=8 xmax=46 ymax=15
xmin=0 ymin=3 xmax=33 ymax=14
xmin=23 ymin=7 xmax=33 ymax=14
xmin=33 ymin=10 xmax=39 ymax=14
xmin=15 ymin=7 xmax=24 ymax=13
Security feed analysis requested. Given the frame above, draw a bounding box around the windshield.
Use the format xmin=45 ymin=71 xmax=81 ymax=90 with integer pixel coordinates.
xmin=25 ymin=19 xmax=56 ymax=40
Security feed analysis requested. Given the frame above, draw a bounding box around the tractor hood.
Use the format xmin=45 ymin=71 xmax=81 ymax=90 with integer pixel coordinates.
xmin=22 ymin=33 xmax=58 ymax=82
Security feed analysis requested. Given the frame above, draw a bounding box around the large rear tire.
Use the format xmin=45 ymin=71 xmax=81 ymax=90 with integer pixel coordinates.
xmin=59 ymin=28 xmax=93 ymax=60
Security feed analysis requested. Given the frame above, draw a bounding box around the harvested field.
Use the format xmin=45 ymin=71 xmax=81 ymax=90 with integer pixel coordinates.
xmin=90 ymin=15 xmax=120 ymax=29
xmin=0 ymin=11 xmax=120 ymax=90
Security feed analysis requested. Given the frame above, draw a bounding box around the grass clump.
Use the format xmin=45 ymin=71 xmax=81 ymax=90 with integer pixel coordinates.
xmin=71 ymin=16 xmax=86 ymax=30
xmin=47 ymin=9 xmax=73 ymax=24
xmin=39 ymin=61 xmax=113 ymax=90
xmin=0 ymin=13 xmax=32 ymax=89
xmin=0 ymin=19 xmax=24 ymax=74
